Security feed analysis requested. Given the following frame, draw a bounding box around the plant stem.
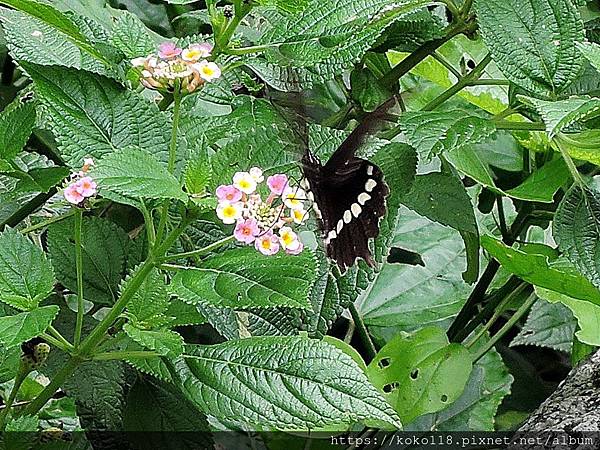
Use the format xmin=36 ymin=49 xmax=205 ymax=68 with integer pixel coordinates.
xmin=47 ymin=326 xmax=73 ymax=351
xmin=348 ymin=303 xmax=377 ymax=361
xmin=74 ymin=208 xmax=84 ymax=347
xmin=0 ymin=189 xmax=57 ymax=232
xmin=92 ymin=351 xmax=158 ymax=361
xmin=160 ymin=235 xmax=235 ymax=262
xmin=472 ymin=293 xmax=537 ymax=363
xmin=41 ymin=333 xmax=72 ymax=353
xmin=225 ymin=43 xmax=280 ymax=55
xmin=0 ymin=370 xmax=27 ymax=429
xmin=139 ymin=201 xmax=156 ymax=250
xmin=469 ymin=79 xmax=510 ymax=86
xmin=494 ymin=120 xmax=546 ymax=131
xmin=431 ymin=51 xmax=462 ymax=79
xmin=20 ymin=210 xmax=78 ymax=234
xmin=555 ymin=139 xmax=585 ymax=187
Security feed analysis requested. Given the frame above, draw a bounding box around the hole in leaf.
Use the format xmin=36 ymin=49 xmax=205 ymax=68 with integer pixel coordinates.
xmin=466 ymin=59 xmax=476 ymax=70
xmin=383 ymin=382 xmax=399 ymax=393
xmin=410 ymin=369 xmax=419 ymax=380
xmin=441 ymin=394 xmax=448 ymax=402
xmin=387 ymin=247 xmax=425 ymax=266
xmin=522 ymin=330 xmax=534 ymax=337
xmin=378 ymin=358 xmax=391 ymax=369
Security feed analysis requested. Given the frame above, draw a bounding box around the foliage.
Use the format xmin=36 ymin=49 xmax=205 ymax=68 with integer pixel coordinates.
xmin=0 ymin=0 xmax=596 ymax=440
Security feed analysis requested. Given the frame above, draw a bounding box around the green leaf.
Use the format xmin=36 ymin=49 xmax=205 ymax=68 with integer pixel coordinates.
xmin=47 ymin=217 xmax=128 ymax=306
xmin=22 ymin=63 xmax=170 ymax=167
xmin=170 ymin=247 xmax=316 ymax=310
xmin=351 ymin=69 xmax=392 ymax=112
xmin=126 ymin=268 xmax=169 ymax=326
xmin=111 ymin=10 xmax=156 ymax=59
xmin=0 ymin=305 xmax=59 ymax=348
xmin=0 ymin=228 xmax=55 ymax=310
xmin=367 ymin=326 xmax=472 ymax=424
xmin=475 ymin=0 xmax=584 ymax=96
xmin=577 ymin=41 xmax=600 ymax=73
xmin=0 ymin=0 xmax=108 ymax=64
xmin=94 ymin=147 xmax=187 ymax=202
xmin=511 ymin=299 xmax=576 ymax=353
xmin=505 ymin=158 xmax=570 ymax=203
xmin=554 ymin=129 xmax=600 ymax=166
xmin=520 ymin=95 xmax=600 ymax=137
xmin=536 ymin=286 xmax=600 ymax=346
xmin=123 ymin=377 xmax=210 ymax=449
xmin=184 ymin=148 xmax=212 ymax=196
xmin=0 ymin=99 xmax=35 ymax=161
xmin=176 ymin=336 xmax=401 ymax=430
xmin=121 ymin=337 xmax=174 ymax=382
xmin=401 ymin=171 xmax=480 ymax=283
xmin=399 ymin=110 xmax=496 ymax=160
xmin=14 ymin=166 xmax=70 ymax=194
xmin=357 ymin=207 xmax=471 ymax=342
xmin=123 ymin=323 xmax=184 ymax=357
xmin=481 ymin=235 xmax=600 ymax=304
xmin=0 ymin=345 xmax=19 ymax=382
xmin=554 ymin=185 xmax=600 ymax=289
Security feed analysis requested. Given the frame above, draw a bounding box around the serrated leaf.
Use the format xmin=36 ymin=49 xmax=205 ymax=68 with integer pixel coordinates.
xmin=577 ymin=41 xmax=600 ymax=72
xmin=475 ymin=0 xmax=584 ymax=97
xmin=47 ymin=217 xmax=128 ymax=306
xmin=0 ymin=345 xmax=19 ymax=382
xmin=367 ymin=327 xmax=472 ymax=424
xmin=22 ymin=63 xmax=170 ymax=167
xmin=511 ymin=299 xmax=576 ymax=353
xmin=94 ymin=147 xmax=187 ymax=202
xmin=399 ymin=110 xmax=496 ymax=160
xmin=121 ymin=337 xmax=174 ymax=382
xmin=170 ymin=247 xmax=316 ymax=310
xmin=553 ymin=185 xmax=600 ymax=288
xmin=184 ymin=147 xmax=212 ymax=195
xmin=111 ymin=10 xmax=156 ymax=59
xmin=0 ymin=305 xmax=59 ymax=348
xmin=401 ymin=171 xmax=480 ymax=283
xmin=520 ymin=95 xmax=600 ymax=137
xmin=0 ymin=228 xmax=55 ymax=310
xmin=14 ymin=166 xmax=70 ymax=193
xmin=481 ymin=235 xmax=600 ymax=304
xmin=166 ymin=299 xmax=206 ymax=327
xmin=176 ymin=336 xmax=401 ymax=430
xmin=126 ymin=268 xmax=169 ymax=326
xmin=123 ymin=323 xmax=183 ymax=357
xmin=0 ymin=99 xmax=35 ymax=161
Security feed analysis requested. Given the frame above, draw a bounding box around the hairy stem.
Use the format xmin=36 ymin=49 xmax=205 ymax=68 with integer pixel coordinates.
xmin=348 ymin=303 xmax=377 ymax=361
xmin=495 ymin=120 xmax=546 ymax=131
xmin=74 ymin=208 xmax=84 ymax=347
xmin=20 ymin=209 xmax=78 ymax=234
xmin=555 ymin=139 xmax=585 ymax=187
xmin=0 ymin=370 xmax=27 ymax=429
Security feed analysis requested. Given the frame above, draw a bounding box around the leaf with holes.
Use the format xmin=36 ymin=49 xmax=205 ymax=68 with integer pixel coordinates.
xmin=0 ymin=228 xmax=55 ymax=311
xmin=399 ymin=110 xmax=496 ymax=161
xmin=169 ymin=247 xmax=316 ymax=310
xmin=475 ymin=0 xmax=584 ymax=96
xmin=176 ymin=336 xmax=401 ymax=430
xmin=22 ymin=63 xmax=170 ymax=167
xmin=553 ymin=185 xmax=600 ymax=289
xmin=367 ymin=326 xmax=472 ymax=424
xmin=0 ymin=305 xmax=59 ymax=348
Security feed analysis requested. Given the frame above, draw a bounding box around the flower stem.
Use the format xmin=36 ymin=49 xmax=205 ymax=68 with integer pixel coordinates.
xmin=160 ymin=235 xmax=235 ymax=262
xmin=348 ymin=303 xmax=377 ymax=362
xmin=20 ymin=209 xmax=78 ymax=234
xmin=74 ymin=208 xmax=84 ymax=347
xmin=168 ymin=92 xmax=181 ymax=175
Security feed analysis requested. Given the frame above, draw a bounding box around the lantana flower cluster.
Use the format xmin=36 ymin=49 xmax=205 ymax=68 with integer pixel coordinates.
xmin=131 ymin=41 xmax=221 ymax=95
xmin=63 ymin=158 xmax=97 ymax=206
xmin=216 ymin=168 xmax=309 ymax=256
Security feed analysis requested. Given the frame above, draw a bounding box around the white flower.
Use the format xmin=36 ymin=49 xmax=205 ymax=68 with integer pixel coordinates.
xmin=130 ymin=56 xmax=147 ymax=67
xmin=216 ymin=201 xmax=243 ymax=224
xmin=194 ymin=60 xmax=222 ymax=82
xmin=249 ymin=167 xmax=264 ymax=183
xmin=282 ymin=186 xmax=306 ymax=210
xmin=279 ymin=226 xmax=301 ymax=251
xmin=291 ymin=207 xmax=308 ymax=224
xmin=233 ymin=171 xmax=257 ymax=194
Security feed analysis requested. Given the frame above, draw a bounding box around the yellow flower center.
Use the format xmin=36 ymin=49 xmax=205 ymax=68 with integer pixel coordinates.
xmin=261 ymin=238 xmax=272 ymax=249
xmin=223 ymin=205 xmax=237 ymax=218
xmin=239 ymin=179 xmax=251 ymax=189
xmin=281 ymin=232 xmax=294 ymax=246
xmin=202 ymin=66 xmax=215 ymax=76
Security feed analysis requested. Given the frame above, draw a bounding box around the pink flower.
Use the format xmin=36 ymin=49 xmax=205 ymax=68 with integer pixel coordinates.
xmin=267 ymin=174 xmax=288 ymax=195
xmin=216 ymin=185 xmax=242 ymax=202
xmin=158 ymin=42 xmax=182 ymax=59
xmin=255 ymin=232 xmax=280 ymax=255
xmin=75 ymin=177 xmax=97 ymax=198
xmin=286 ymin=240 xmax=304 ymax=255
xmin=234 ymin=218 xmax=260 ymax=244
xmin=64 ymin=184 xmax=84 ymax=205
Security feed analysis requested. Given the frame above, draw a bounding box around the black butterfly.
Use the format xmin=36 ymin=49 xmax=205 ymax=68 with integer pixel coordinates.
xmin=299 ymin=97 xmax=396 ymax=270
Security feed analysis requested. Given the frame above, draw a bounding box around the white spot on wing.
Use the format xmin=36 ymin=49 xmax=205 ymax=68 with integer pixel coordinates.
xmin=328 ymin=229 xmax=337 ymax=240
xmin=351 ymin=203 xmax=361 ymax=217
xmin=365 ymin=179 xmax=377 ymax=192
xmin=307 ymin=191 xmax=315 ymax=202
xmin=367 ymin=165 xmax=374 ymax=176
xmin=343 ymin=210 xmax=351 ymax=224
xmin=358 ymin=192 xmax=371 ymax=205
xmin=336 ymin=219 xmax=344 ymax=233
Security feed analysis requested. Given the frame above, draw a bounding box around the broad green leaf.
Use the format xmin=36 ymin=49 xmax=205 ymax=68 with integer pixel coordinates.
xmin=505 ymin=158 xmax=570 ymax=203
xmin=123 ymin=323 xmax=184 ymax=357
xmin=166 ymin=299 xmax=206 ymax=327
xmin=0 ymin=228 xmax=55 ymax=310
xmin=13 ymin=166 xmax=70 ymax=194
xmin=0 ymin=0 xmax=109 ymax=64
xmin=111 ymin=10 xmax=156 ymax=59
xmin=520 ymin=95 xmax=600 ymax=137
xmin=184 ymin=148 xmax=212 ymax=196
xmin=256 ymin=0 xmax=309 ymax=13
xmin=22 ymin=63 xmax=170 ymax=167
xmin=123 ymin=377 xmax=211 ymax=449
xmin=0 ymin=99 xmax=35 ymax=161
xmin=170 ymin=247 xmax=316 ymax=310
xmin=554 ymin=129 xmax=600 ymax=165
xmin=511 ymin=299 xmax=576 ymax=353
xmin=94 ymin=147 xmax=188 ymax=202
xmin=121 ymin=337 xmax=174 ymax=382
xmin=554 ymin=185 xmax=600 ymax=288
xmin=177 ymin=336 xmax=401 ymax=430
xmin=0 ymin=305 xmax=59 ymax=348
xmin=367 ymin=327 xmax=472 ymax=424
xmin=399 ymin=110 xmax=496 ymax=160
xmin=126 ymin=268 xmax=169 ymax=326
xmin=577 ymin=41 xmax=600 ymax=72
xmin=47 ymin=217 xmax=128 ymax=305
xmin=536 ymin=286 xmax=600 ymax=346
xmin=357 ymin=207 xmax=471 ymax=343
xmin=401 ymin=171 xmax=480 ymax=283
xmin=475 ymin=0 xmax=584 ymax=96
xmin=481 ymin=235 xmax=600 ymax=304
xmin=0 ymin=345 xmax=19 ymax=382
